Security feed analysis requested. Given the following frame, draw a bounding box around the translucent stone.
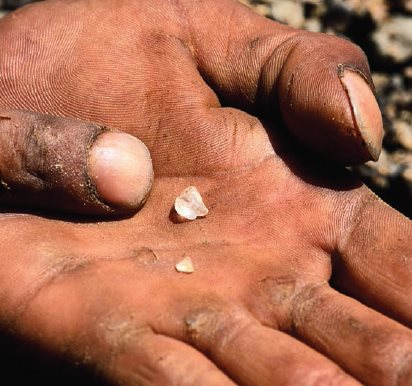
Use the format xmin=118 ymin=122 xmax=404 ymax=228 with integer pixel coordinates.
xmin=175 ymin=256 xmax=195 ymax=273
xmin=174 ymin=186 xmax=209 ymax=220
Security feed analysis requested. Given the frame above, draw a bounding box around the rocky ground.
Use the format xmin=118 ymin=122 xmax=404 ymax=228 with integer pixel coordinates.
xmin=1 ymin=0 xmax=411 ymax=218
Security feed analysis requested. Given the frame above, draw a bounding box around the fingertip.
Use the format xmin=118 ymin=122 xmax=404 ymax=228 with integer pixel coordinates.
xmin=89 ymin=132 xmax=154 ymax=210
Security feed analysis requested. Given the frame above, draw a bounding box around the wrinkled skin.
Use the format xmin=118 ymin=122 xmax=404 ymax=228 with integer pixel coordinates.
xmin=0 ymin=1 xmax=411 ymax=385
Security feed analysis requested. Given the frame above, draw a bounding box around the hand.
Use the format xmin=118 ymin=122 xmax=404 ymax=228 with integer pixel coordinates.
xmin=0 ymin=1 xmax=411 ymax=385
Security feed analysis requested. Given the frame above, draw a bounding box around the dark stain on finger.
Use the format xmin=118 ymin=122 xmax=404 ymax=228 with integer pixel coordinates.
xmin=249 ymin=37 xmax=259 ymax=50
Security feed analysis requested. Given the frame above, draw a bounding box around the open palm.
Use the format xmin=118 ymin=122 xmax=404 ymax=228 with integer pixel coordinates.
xmin=0 ymin=1 xmax=411 ymax=385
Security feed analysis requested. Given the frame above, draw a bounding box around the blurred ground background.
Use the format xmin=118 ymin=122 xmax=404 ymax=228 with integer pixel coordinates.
xmin=1 ymin=0 xmax=411 ymax=218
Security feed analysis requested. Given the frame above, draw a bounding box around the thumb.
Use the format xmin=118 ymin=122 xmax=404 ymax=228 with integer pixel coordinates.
xmin=0 ymin=109 xmax=153 ymax=216
xmin=184 ymin=0 xmax=383 ymax=164
xmin=269 ymin=32 xmax=383 ymax=164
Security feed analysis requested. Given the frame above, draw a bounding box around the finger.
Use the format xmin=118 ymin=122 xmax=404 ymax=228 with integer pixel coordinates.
xmin=0 ymin=109 xmax=153 ymax=216
xmin=334 ymin=189 xmax=412 ymax=327
xmin=180 ymin=304 xmax=359 ymax=386
xmin=183 ymin=0 xmax=383 ymax=164
xmin=103 ymin=333 xmax=236 ymax=386
xmin=293 ymin=285 xmax=412 ymax=386
xmin=10 ymin=259 xmax=234 ymax=386
xmin=12 ymin=251 xmax=357 ymax=386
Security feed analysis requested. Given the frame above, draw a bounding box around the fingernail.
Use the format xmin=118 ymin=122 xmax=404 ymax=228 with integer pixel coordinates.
xmin=89 ymin=132 xmax=153 ymax=209
xmin=340 ymin=70 xmax=384 ymax=161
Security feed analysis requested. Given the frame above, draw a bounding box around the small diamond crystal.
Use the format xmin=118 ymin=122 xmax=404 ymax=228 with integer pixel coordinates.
xmin=175 ymin=256 xmax=195 ymax=273
xmin=174 ymin=186 xmax=209 ymax=220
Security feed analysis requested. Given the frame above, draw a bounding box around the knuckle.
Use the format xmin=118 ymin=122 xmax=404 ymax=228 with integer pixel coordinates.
xmin=184 ymin=301 xmax=255 ymax=350
xmin=291 ymin=282 xmax=330 ymax=326
xmin=93 ymin=309 xmax=152 ymax=360
xmin=256 ymin=275 xmax=301 ymax=330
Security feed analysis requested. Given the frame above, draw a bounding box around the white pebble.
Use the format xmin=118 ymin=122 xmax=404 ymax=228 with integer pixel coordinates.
xmin=175 ymin=256 xmax=195 ymax=273
xmin=174 ymin=186 xmax=209 ymax=220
